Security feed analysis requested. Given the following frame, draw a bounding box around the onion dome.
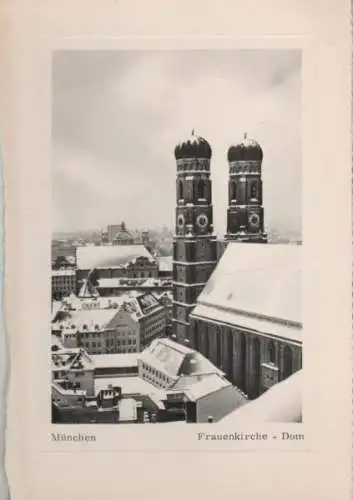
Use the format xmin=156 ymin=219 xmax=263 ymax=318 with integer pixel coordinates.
xmin=227 ymin=133 xmax=263 ymax=162
xmin=174 ymin=130 xmax=212 ymax=160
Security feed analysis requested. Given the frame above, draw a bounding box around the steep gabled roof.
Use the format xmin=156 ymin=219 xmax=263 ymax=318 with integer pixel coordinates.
xmin=192 ymin=243 xmax=301 ymax=341
xmin=76 ymin=244 xmax=155 ymax=270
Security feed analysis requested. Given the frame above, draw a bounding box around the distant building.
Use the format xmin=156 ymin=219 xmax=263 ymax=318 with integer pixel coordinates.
xmin=51 ymin=348 xmax=95 ymax=397
xmin=101 ymin=222 xmax=137 ymax=245
xmin=96 ymin=277 xmax=172 ymax=296
xmin=138 ymin=338 xmax=247 ymax=422
xmin=76 ymin=244 xmax=158 ymax=286
xmin=53 ymin=305 xmax=139 ymax=354
xmin=153 ymin=290 xmax=173 ymax=336
xmin=137 ymin=337 xmax=224 ymax=390
xmin=166 ymin=373 xmax=247 ymax=423
xmin=52 ymin=384 xmax=136 ymax=424
xmin=141 ymin=231 xmax=150 ymax=247
xmin=112 ymin=222 xmax=135 ymax=245
xmin=134 ymin=293 xmax=167 ymax=349
xmin=101 ymin=229 xmax=109 ymax=244
xmin=51 ymin=269 xmax=76 ymax=300
xmin=52 ymin=291 xmax=167 ymax=354
xmin=52 ymin=401 xmax=120 ymax=424
xmin=52 ymin=255 xmax=76 ymax=270
xmin=51 ymin=241 xmax=76 ymax=261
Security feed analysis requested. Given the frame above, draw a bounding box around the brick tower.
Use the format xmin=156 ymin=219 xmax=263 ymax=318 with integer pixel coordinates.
xmin=225 ymin=133 xmax=267 ymax=243
xmin=172 ymin=131 xmax=217 ymax=345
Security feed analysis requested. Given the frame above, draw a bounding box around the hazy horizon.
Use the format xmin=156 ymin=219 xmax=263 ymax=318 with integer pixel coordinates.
xmin=53 ymin=50 xmax=302 ymax=237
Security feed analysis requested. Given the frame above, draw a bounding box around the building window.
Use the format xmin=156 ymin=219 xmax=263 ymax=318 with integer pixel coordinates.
xmin=232 ymin=181 xmax=237 ymax=200
xmin=268 ymin=341 xmax=276 ymax=364
xmin=178 ymin=180 xmax=184 ymax=200
xmin=216 ymin=330 xmax=222 ymax=367
xmin=197 ymin=179 xmax=205 ymax=199
xmin=250 ymin=181 xmax=257 ymax=199
xmin=283 ymin=345 xmax=293 ymax=380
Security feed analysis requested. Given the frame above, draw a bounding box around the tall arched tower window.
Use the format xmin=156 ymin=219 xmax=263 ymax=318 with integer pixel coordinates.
xmin=197 ymin=179 xmax=205 ymax=199
xmin=268 ymin=341 xmax=276 ymax=364
xmin=232 ymin=181 xmax=237 ymax=200
xmin=250 ymin=181 xmax=257 ymax=199
xmin=216 ymin=330 xmax=222 ymax=367
xmin=283 ymin=345 xmax=293 ymax=380
xmin=204 ymin=330 xmax=209 ymax=358
xmin=178 ymin=180 xmax=184 ymax=200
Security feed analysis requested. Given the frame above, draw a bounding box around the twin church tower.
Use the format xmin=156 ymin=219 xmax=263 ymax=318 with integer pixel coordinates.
xmin=172 ymin=131 xmax=267 ymax=344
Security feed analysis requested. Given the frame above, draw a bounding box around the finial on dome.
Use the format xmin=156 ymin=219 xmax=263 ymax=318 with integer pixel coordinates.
xmin=191 ymin=129 xmax=195 ymax=136
xmin=244 ymin=132 xmax=247 ymax=140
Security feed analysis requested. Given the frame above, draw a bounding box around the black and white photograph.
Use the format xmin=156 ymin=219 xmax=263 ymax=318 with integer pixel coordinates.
xmin=51 ymin=49 xmax=302 ymax=425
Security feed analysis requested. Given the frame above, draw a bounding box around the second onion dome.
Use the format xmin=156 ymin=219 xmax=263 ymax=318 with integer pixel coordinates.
xmin=227 ymin=133 xmax=263 ymax=162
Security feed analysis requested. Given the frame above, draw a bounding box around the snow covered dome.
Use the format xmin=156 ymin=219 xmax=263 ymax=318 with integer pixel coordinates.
xmin=227 ymin=133 xmax=263 ymax=162
xmin=174 ymin=130 xmax=212 ymax=160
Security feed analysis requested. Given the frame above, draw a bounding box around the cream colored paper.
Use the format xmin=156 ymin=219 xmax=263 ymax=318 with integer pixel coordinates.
xmin=1 ymin=0 xmax=352 ymax=499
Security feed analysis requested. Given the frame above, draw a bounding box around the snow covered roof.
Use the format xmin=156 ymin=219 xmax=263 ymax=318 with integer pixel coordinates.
xmin=184 ymin=374 xmax=231 ymax=401
xmin=92 ymin=353 xmax=139 ymax=369
xmin=94 ymin=376 xmax=157 ymax=397
xmin=52 ymin=348 xmax=94 ymax=372
xmin=56 ymin=308 xmax=119 ymax=331
xmin=52 ymin=269 xmax=76 ymax=277
xmin=140 ymin=339 xmax=188 ymax=377
xmin=219 ymin=370 xmax=302 ymax=423
xmin=51 ymin=335 xmax=64 ymax=350
xmin=139 ymin=338 xmax=224 ymax=379
xmin=76 ymin=244 xmax=155 ymax=270
xmin=191 ymin=304 xmax=301 ymax=344
xmin=170 ymin=373 xmax=214 ymax=390
xmin=193 ymin=243 xmax=301 ymax=331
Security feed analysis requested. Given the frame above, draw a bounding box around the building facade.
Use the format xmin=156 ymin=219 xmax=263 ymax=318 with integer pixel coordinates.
xmin=97 ymin=277 xmax=172 ymax=297
xmin=53 ymin=292 xmax=166 ymax=354
xmin=189 ymin=317 xmax=302 ymax=400
xmin=76 ymin=245 xmax=158 ymax=287
xmin=172 ymin=131 xmax=217 ymax=344
xmin=225 ymin=134 xmax=267 ymax=243
xmin=51 ymin=269 xmax=77 ymax=300
xmin=189 ymin=243 xmax=302 ymax=400
xmin=137 ymin=337 xmax=224 ymax=390
xmin=51 ymin=348 xmax=95 ymax=397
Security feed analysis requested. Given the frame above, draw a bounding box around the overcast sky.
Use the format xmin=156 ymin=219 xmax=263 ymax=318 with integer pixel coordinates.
xmin=52 ymin=50 xmax=301 ymax=237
